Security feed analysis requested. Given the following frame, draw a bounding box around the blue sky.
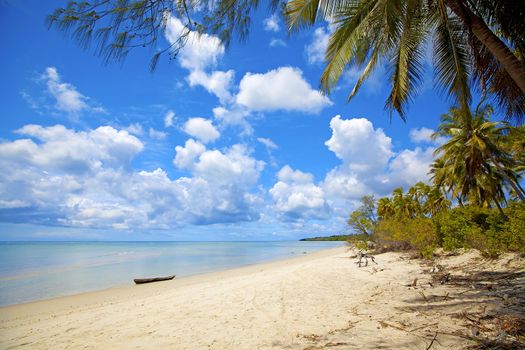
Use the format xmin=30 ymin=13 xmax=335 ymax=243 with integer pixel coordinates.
xmin=0 ymin=1 xmax=454 ymax=241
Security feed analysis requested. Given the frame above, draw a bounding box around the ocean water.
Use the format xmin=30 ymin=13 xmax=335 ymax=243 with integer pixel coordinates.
xmin=0 ymin=241 xmax=343 ymax=306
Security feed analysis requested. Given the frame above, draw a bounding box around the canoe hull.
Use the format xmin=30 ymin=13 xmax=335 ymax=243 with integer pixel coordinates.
xmin=133 ymin=275 xmax=175 ymax=284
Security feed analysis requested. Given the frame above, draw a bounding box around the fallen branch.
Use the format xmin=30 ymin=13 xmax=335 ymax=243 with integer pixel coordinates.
xmin=410 ymin=322 xmax=439 ymax=332
xmin=425 ymin=332 xmax=438 ymax=350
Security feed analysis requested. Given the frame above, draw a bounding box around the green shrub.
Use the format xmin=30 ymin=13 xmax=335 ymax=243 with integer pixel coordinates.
xmin=346 ymin=233 xmax=372 ymax=251
xmin=373 ymin=217 xmax=438 ymax=258
xmin=502 ymin=202 xmax=525 ymax=254
xmin=434 ymin=204 xmax=524 ymax=257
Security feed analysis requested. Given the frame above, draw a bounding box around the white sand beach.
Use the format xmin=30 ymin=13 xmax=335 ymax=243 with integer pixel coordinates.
xmin=1 ymin=247 xmax=523 ymax=349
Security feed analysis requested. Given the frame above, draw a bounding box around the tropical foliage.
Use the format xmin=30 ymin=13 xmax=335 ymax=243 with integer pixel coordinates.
xmin=347 ymin=105 xmax=524 ymax=258
xmin=47 ymin=0 xmax=525 ymax=121
xmin=430 ymin=103 xmax=525 ymax=209
xmin=347 ymin=195 xmax=376 ymax=235
xmin=349 ymin=186 xmax=525 ymax=259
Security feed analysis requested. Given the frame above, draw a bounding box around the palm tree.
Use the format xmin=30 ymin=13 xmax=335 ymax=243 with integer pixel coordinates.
xmin=431 ymin=104 xmax=525 ymax=209
xmin=425 ymin=186 xmax=451 ymax=216
xmin=377 ymin=197 xmax=395 ymax=220
xmin=286 ymin=0 xmax=525 ymax=120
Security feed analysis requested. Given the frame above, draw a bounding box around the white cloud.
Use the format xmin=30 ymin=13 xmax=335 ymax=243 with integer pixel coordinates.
xmin=269 ymin=166 xmax=330 ymax=221
xmin=263 ymin=14 xmax=280 ymax=32
xmin=325 ymin=116 xmax=393 ymax=175
xmin=409 ymin=127 xmax=434 ymax=143
xmin=182 ymin=117 xmax=220 ymax=144
xmin=164 ymin=17 xmax=234 ymax=104
xmin=149 ymin=128 xmax=167 ymax=140
xmin=165 ymin=17 xmax=224 ymax=72
xmin=410 ymin=127 xmax=446 ymax=145
xmin=187 ymin=70 xmax=234 ymax=103
xmin=269 ymin=39 xmax=286 ymax=47
xmin=0 ymin=124 xmax=265 ymax=229
xmin=305 ymin=27 xmax=330 ymax=65
xmin=164 ymin=110 xmax=175 ymax=128
xmin=213 ymin=106 xmax=253 ymax=135
xmin=125 ymin=123 xmax=144 ymax=136
xmin=385 ymin=147 xmax=435 ymax=187
xmin=257 ymin=137 xmax=278 ymax=150
xmin=320 ymin=115 xmax=436 ymax=203
xmin=174 ymin=139 xmax=206 ymax=170
xmin=43 ymin=67 xmax=88 ymax=114
xmin=10 ymin=124 xmax=143 ymax=173
xmin=236 ymin=67 xmax=332 ymax=113
xmin=24 ymin=67 xmax=106 ymax=118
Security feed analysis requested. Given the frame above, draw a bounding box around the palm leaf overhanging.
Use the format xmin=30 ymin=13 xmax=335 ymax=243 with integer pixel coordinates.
xmin=286 ymin=0 xmax=524 ymax=120
xmin=47 ymin=0 xmax=525 ymax=121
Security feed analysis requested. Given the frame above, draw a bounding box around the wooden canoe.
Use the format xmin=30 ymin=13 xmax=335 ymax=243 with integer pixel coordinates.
xmin=133 ymin=275 xmax=175 ymax=284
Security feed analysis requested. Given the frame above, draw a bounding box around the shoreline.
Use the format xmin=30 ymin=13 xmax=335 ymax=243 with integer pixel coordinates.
xmin=0 ymin=246 xmax=345 ymax=318
xmin=0 ymin=241 xmax=343 ymax=307
xmin=1 ymin=247 xmax=523 ymax=349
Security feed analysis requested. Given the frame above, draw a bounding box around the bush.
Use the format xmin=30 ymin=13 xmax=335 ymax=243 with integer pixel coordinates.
xmin=434 ymin=204 xmax=525 ymax=257
xmin=373 ymin=217 xmax=438 ymax=258
xmin=346 ymin=233 xmax=372 ymax=251
xmin=502 ymin=202 xmax=525 ymax=254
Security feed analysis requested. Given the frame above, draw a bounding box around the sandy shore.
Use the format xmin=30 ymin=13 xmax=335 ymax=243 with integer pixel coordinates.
xmin=1 ymin=247 xmax=524 ymax=349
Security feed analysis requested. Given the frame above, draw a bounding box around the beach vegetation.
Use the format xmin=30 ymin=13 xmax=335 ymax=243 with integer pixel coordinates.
xmin=346 ymin=102 xmax=524 ymax=259
xmin=347 ymin=195 xmax=376 ymax=236
xmin=300 ymin=235 xmax=352 ymax=241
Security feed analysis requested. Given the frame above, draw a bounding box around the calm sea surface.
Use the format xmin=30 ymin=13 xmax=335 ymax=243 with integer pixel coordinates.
xmin=0 ymin=241 xmax=343 ymax=306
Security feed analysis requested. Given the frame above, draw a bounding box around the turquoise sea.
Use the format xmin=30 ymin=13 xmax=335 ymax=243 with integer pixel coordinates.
xmin=0 ymin=241 xmax=343 ymax=306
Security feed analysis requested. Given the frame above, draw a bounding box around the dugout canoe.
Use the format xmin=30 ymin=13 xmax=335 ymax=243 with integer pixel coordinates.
xmin=133 ymin=275 xmax=175 ymax=284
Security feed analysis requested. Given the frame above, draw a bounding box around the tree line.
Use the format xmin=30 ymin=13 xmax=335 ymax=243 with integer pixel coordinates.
xmin=348 ymin=103 xmax=524 ymax=258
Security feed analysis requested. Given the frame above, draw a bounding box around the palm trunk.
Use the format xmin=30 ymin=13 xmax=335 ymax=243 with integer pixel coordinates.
xmin=444 ymin=0 xmax=525 ymax=95
xmin=493 ymin=198 xmax=507 ymax=218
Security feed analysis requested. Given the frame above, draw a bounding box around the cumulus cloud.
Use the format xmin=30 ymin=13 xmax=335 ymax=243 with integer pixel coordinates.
xmin=0 ymin=124 xmax=265 ymax=229
xmin=267 ymin=115 xmax=436 ymax=224
xmin=263 ymin=14 xmax=280 ymax=32
xmin=410 ymin=127 xmax=446 ymax=145
xmin=325 ymin=116 xmax=393 ymax=174
xmin=165 ymin=17 xmax=233 ymax=103
xmin=409 ymin=127 xmax=434 ymax=143
xmin=11 ymin=124 xmax=143 ymax=173
xmin=212 ymin=106 xmax=253 ymax=135
xmin=269 ymin=166 xmax=330 ymax=221
xmin=305 ymin=27 xmax=330 ymax=65
xmin=164 ymin=110 xmax=175 ymax=127
xmin=236 ymin=67 xmax=332 ymax=113
xmin=165 ymin=17 xmax=224 ymax=71
xmin=187 ymin=69 xmax=234 ymax=103
xmin=182 ymin=117 xmax=220 ymax=144
xmin=385 ymin=147 xmax=435 ymax=187
xmin=174 ymin=139 xmax=206 ymax=169
xmin=321 ymin=115 xmax=435 ymax=202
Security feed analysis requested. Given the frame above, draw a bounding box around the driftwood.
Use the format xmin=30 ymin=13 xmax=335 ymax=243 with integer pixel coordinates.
xmin=355 ymin=250 xmax=377 ymax=267
xmin=134 ymin=275 xmax=175 ymax=284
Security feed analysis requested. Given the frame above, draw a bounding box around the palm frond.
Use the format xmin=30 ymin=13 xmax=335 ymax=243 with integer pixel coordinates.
xmin=320 ymin=0 xmax=384 ymax=94
xmin=385 ymin=0 xmax=427 ymax=118
xmin=432 ymin=0 xmax=471 ymax=110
